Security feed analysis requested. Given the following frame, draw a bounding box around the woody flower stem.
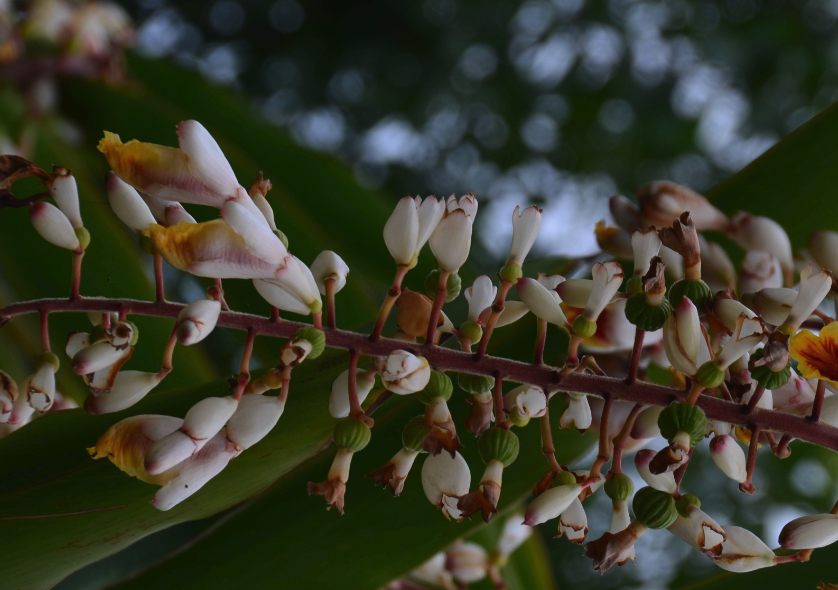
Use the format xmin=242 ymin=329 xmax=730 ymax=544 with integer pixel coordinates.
xmin=154 ymin=253 xmax=165 ymax=302
xmin=5 ymin=298 xmax=838 ymax=451
xmin=775 ymin=434 xmax=793 ymax=458
xmin=370 ymin=265 xmax=410 ymax=341
xmin=627 ymin=328 xmax=644 ymax=384
xmin=588 ymin=395 xmax=613 ymax=480
xmin=811 ymin=380 xmax=826 ymax=422
xmin=475 ymin=281 xmax=514 ymax=359
xmin=745 ymin=385 xmax=766 ymax=414
xmin=609 ymin=403 xmax=643 ymax=474
xmin=686 ymin=381 xmax=705 ymax=405
xmin=325 ymin=277 xmax=337 ymax=329
xmin=70 ymin=250 xmax=84 ymax=301
xmin=39 ymin=309 xmax=50 ymax=352
xmin=541 ymin=398 xmax=561 ymax=472
xmin=233 ymin=329 xmax=257 ymax=400
xmin=426 ymin=269 xmax=451 ymax=345
xmin=533 ymin=319 xmax=547 ymax=365
xmin=741 ymin=425 xmax=761 ymax=494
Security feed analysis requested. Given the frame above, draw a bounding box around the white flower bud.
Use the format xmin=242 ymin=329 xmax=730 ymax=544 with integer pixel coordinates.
xmin=631 ymin=228 xmax=662 ymax=276
xmin=72 ymin=341 xmax=126 ymax=375
xmin=183 ymin=396 xmax=238 ymax=441
xmin=310 ymin=250 xmax=350 ymax=295
xmin=445 ymin=542 xmax=488 ymax=584
xmin=810 ymin=230 xmax=838 ymax=274
xmin=740 ymin=250 xmax=783 ymax=293
xmin=505 ymin=384 xmax=547 ymax=419
xmin=177 ymin=299 xmax=222 ymax=345
xmin=145 ymin=430 xmax=198 ymax=475
xmin=221 ymin=200 xmax=286 ymax=264
xmin=478 ymin=301 xmax=530 ymax=327
xmin=329 ymin=368 xmax=375 ymax=418
xmin=496 ymin=514 xmax=532 ymax=557
xmin=728 ymin=212 xmax=793 ymax=273
xmin=429 ymin=208 xmax=473 ymax=272
xmin=27 ymin=362 xmax=56 ymax=412
xmin=410 ymin=553 xmax=454 ymax=589
xmin=105 ymin=171 xmax=156 ymax=231
xmin=508 ymin=205 xmax=542 ymax=266
xmin=524 ymin=482 xmax=582 ymax=526
xmin=151 ymin=431 xmax=237 ymax=511
xmin=421 ymin=451 xmax=471 ymax=520
xmin=65 ymin=331 xmax=91 ymax=358
xmin=712 ymin=526 xmax=776 ymax=572
xmin=30 ymin=202 xmax=80 ymax=251
xmin=560 ymin=393 xmax=591 ymax=431
xmin=582 ymin=262 xmax=624 ymax=322
xmin=663 ymin=298 xmax=709 ymax=376
xmin=378 ymin=351 xmax=430 ymax=395
xmin=254 ymin=256 xmax=322 ymax=315
xmin=84 ymin=371 xmax=162 ymax=414
xmin=383 ymin=196 xmax=420 ymax=266
xmin=47 ymin=167 xmax=83 ymax=229
xmin=710 ymin=435 xmax=747 ymax=483
xmin=699 ymin=234 xmax=736 ymax=291
xmin=177 ymin=120 xmax=240 ymax=198
xmin=635 ymin=448 xmax=677 ymax=493
xmin=516 ymin=277 xmax=568 ymax=327
xmin=780 ymin=514 xmax=838 ymax=550
xmin=780 ymin=264 xmax=832 ymax=332
xmin=465 ymin=275 xmax=497 ymax=323
xmin=559 ymin=497 xmax=589 ymax=543
xmin=226 ymin=394 xmax=285 ymax=451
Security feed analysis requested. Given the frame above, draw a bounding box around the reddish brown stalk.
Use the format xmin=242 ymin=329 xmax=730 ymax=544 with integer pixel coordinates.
xmin=718 ymin=381 xmax=734 ymax=402
xmin=278 ymin=375 xmax=291 ymax=404
xmin=325 ymin=278 xmax=337 ymax=329
xmin=775 ymin=434 xmax=793 ymax=458
xmin=740 ymin=425 xmax=761 ymax=494
xmin=39 ymin=310 xmax=50 ymax=352
xmin=270 ymin=306 xmax=280 ymax=323
xmin=346 ymin=349 xmax=372 ymax=426
xmin=70 ymin=250 xmax=83 ymax=301
xmin=475 ymin=281 xmax=513 ymax=359
xmin=686 ymin=382 xmax=704 ymax=405
xmin=213 ymin=278 xmax=229 ymax=311
xmin=589 ymin=395 xmax=613 ymax=480
xmin=533 ymin=319 xmax=547 ymax=365
xmin=312 ymin=312 xmax=323 ymax=330
xmin=494 ymin=374 xmax=507 ymax=429
xmin=609 ymin=403 xmax=643 ymax=474
xmin=370 ymin=265 xmax=410 ymax=341
xmin=3 ymin=297 xmax=838 ymax=451
xmin=626 ymin=328 xmax=644 ymax=384
xmin=540 ymin=401 xmax=560 ymax=473
xmin=425 ymin=269 xmax=451 ymax=345
xmin=233 ymin=329 xmax=258 ymax=400
xmin=811 ymin=379 xmax=826 ymax=422
xmin=101 ymin=313 xmax=111 ymax=330
xmin=153 ymin=253 xmax=165 ymax=302
xmin=745 ymin=385 xmax=766 ymax=414
xmin=158 ymin=326 xmax=178 ymax=379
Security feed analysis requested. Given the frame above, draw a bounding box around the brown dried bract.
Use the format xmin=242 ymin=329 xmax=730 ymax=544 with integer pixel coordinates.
xmin=457 ymin=481 xmax=500 ymax=523
xmin=0 ymin=155 xmax=49 ymax=193
xmin=658 ymin=212 xmax=701 ymax=270
xmin=366 ymin=462 xmax=407 ymax=497
xmin=753 ymin=331 xmax=790 ymax=372
xmin=642 ymin=256 xmax=667 ymax=296
xmin=583 ymin=529 xmax=635 ymax=573
xmin=307 ymin=478 xmax=347 ymax=514
xmin=464 ymin=395 xmax=493 ymax=437
xmin=532 ymin=470 xmax=558 ymax=497
xmin=648 ymin=444 xmax=688 ymax=475
xmin=249 ymin=171 xmax=272 ymax=198
xmin=422 ymin=417 xmax=464 ymax=458
xmin=395 ymin=289 xmax=441 ymax=339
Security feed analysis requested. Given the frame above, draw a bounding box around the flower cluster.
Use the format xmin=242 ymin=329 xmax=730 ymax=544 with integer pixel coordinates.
xmin=4 ymin=119 xmax=838 ymax=583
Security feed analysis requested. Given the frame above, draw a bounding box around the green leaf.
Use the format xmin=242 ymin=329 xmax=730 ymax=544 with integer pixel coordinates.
xmin=78 ymin=388 xmax=593 ymax=590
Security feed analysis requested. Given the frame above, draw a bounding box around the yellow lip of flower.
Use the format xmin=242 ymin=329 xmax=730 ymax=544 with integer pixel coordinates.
xmin=88 ymin=415 xmax=181 ymax=486
xmin=145 ymin=220 xmax=278 ymax=279
xmin=98 ymin=131 xmax=224 ymax=207
xmin=789 ymin=322 xmax=838 ymax=386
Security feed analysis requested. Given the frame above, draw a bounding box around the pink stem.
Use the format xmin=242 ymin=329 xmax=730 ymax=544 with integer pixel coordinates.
xmin=3 ymin=297 xmax=838 ymax=451
xmin=475 ymin=281 xmax=513 ymax=359
xmin=325 ymin=278 xmax=337 ymax=329
xmin=425 ymin=270 xmax=451 ymax=345
xmin=626 ymin=328 xmax=644 ymax=384
xmin=533 ymin=319 xmax=547 ymax=365
xmin=153 ymin=253 xmax=165 ymax=302
xmin=370 ymin=265 xmax=410 ymax=342
xmin=70 ymin=250 xmax=83 ymax=301
xmin=39 ymin=310 xmax=50 ymax=352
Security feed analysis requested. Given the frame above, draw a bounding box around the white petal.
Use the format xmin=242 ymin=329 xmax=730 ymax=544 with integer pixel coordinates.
xmin=524 ymin=483 xmax=581 ymax=526
xmin=226 ymin=394 xmax=284 ymax=450
xmin=183 ymin=395 xmax=238 ymax=441
xmin=30 ymin=202 xmax=79 ymax=250
xmin=310 ymin=250 xmax=350 ymax=295
xmin=465 ymin=275 xmax=497 ymax=322
xmin=105 ymin=171 xmax=156 ymax=231
xmin=415 ymin=196 xmax=446 ymax=255
xmin=517 ymin=277 xmax=567 ymax=327
xmin=253 ymin=278 xmax=312 ymax=316
xmin=145 ymin=430 xmax=198 ymax=475
xmin=383 ymin=196 xmax=419 ymax=265
xmin=84 ymin=371 xmax=161 ymax=414
xmin=780 ymin=514 xmax=838 ymax=550
xmin=509 ymin=205 xmax=542 ymax=265
xmin=176 ymin=299 xmax=222 ymax=345
xmin=222 ymin=200 xmax=287 ymax=264
xmin=177 ymin=120 xmax=239 ymax=198
xmin=429 ymin=209 xmax=473 ymax=272
xmin=635 ymin=448 xmax=677 ymax=493
xmin=421 ymin=451 xmax=470 ymax=507
xmin=48 ymin=168 xmax=83 ymax=228
xmin=72 ymin=341 xmax=126 ymax=375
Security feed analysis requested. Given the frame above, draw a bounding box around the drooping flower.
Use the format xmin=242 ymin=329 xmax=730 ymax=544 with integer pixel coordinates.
xmin=667 ymin=503 xmax=726 ymax=555
xmin=421 ymin=451 xmax=471 ymax=520
xmin=558 ymin=497 xmax=589 ymax=544
xmin=84 ymin=371 xmax=164 ymax=414
xmin=727 ymin=212 xmax=793 ymax=277
xmin=560 ymin=393 xmax=592 ymax=432
xmin=524 ymin=480 xmax=583 ymax=526
xmin=310 ymin=250 xmax=350 ymax=295
xmin=225 ymin=394 xmax=285 ymax=451
xmin=377 ymin=350 xmax=431 ymax=394
xmin=709 ymin=434 xmax=747 ymax=483
xmin=631 ymin=227 xmax=662 ymax=279
xmin=778 ymin=264 xmax=833 ymax=334
xmin=635 ymin=181 xmax=728 ymax=230
xmin=634 ymin=448 xmax=677 ymax=493
xmin=505 ymin=384 xmax=548 ymax=420
xmin=789 ymin=322 xmax=838 ymax=386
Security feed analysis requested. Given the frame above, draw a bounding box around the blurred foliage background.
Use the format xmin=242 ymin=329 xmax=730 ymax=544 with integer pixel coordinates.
xmin=2 ymin=1 xmax=838 ymax=589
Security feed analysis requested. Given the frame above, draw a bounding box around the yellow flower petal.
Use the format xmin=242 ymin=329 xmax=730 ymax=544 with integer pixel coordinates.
xmin=790 ymin=327 xmax=838 ymax=386
xmin=88 ymin=415 xmax=182 ymax=486
xmin=98 ymin=131 xmax=189 ymax=194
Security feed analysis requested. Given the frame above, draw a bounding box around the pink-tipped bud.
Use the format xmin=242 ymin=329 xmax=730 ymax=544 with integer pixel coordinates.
xmin=779 ymin=514 xmax=838 ymax=550
xmin=176 ymin=299 xmax=222 ymax=345
xmin=523 ymin=483 xmax=582 ymax=526
xmin=30 ymin=201 xmax=80 ymax=251
xmin=225 ymin=394 xmax=285 ymax=451
xmin=182 ymin=395 xmax=238 ymax=441
xmin=83 ymin=371 xmax=161 ymax=414
xmin=105 ymin=171 xmax=156 ymax=231
xmin=47 ymin=167 xmax=83 ymax=229
xmin=72 ymin=341 xmax=125 ymax=375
